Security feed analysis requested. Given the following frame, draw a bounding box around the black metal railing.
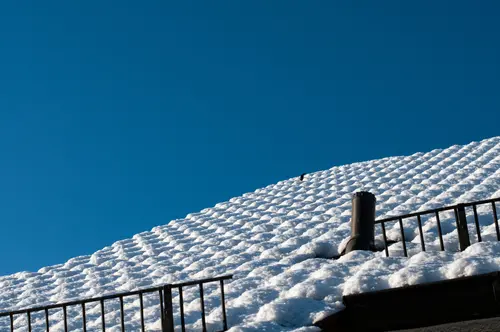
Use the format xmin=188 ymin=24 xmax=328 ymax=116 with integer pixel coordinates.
xmin=376 ymin=197 xmax=500 ymax=257
xmin=0 ymin=274 xmax=232 ymax=332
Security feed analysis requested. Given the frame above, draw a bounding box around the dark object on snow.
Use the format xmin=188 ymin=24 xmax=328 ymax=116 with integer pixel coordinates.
xmin=343 ymin=192 xmax=376 ymax=254
xmin=299 ymin=173 xmax=306 ymax=181
xmin=315 ymin=271 xmax=500 ymax=332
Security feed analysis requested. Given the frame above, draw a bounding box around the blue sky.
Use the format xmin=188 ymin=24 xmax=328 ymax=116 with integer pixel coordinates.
xmin=0 ymin=1 xmax=498 ymax=275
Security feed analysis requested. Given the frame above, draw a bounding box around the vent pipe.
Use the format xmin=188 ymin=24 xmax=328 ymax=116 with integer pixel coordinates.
xmin=344 ymin=192 xmax=376 ymax=254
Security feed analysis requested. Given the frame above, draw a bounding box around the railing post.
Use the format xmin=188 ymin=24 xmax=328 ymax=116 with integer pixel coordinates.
xmin=455 ymin=204 xmax=471 ymax=251
xmin=345 ymin=192 xmax=376 ymax=254
xmin=162 ymin=285 xmax=174 ymax=332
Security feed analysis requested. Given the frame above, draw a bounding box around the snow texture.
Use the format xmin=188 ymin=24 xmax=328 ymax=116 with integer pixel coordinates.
xmin=1 ymin=137 xmax=500 ymax=331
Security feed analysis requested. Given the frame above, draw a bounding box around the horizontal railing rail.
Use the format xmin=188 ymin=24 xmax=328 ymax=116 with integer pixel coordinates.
xmin=375 ymin=197 xmax=500 ymax=257
xmin=0 ymin=274 xmax=233 ymax=332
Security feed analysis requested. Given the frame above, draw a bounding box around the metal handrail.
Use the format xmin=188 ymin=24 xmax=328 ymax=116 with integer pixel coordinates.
xmin=375 ymin=197 xmax=500 ymax=257
xmin=376 ymin=197 xmax=500 ymax=224
xmin=0 ymin=274 xmax=233 ymax=332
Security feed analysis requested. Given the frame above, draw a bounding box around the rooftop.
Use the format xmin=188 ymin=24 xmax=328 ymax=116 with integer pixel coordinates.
xmin=1 ymin=136 xmax=499 ymax=331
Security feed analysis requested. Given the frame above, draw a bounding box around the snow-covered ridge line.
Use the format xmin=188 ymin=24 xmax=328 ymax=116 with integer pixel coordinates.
xmin=0 ymin=136 xmax=498 ymax=332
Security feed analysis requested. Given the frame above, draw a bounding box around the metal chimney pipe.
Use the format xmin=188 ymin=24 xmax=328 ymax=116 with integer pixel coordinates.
xmin=345 ymin=191 xmax=376 ymax=254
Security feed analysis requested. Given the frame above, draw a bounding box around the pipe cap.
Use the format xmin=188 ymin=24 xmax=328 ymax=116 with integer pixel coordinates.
xmin=352 ymin=191 xmax=376 ymax=202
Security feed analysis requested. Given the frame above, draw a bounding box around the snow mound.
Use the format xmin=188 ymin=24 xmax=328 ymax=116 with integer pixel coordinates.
xmin=1 ymin=137 xmax=499 ymax=331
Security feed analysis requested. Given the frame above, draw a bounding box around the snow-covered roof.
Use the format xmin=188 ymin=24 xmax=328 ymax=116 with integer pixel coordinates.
xmin=1 ymin=137 xmax=499 ymax=332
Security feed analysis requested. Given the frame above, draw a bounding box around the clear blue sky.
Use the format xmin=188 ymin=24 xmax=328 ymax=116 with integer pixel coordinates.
xmin=0 ymin=1 xmax=498 ymax=275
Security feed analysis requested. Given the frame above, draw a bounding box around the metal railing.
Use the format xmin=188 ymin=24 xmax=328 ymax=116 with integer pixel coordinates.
xmin=0 ymin=274 xmax=233 ymax=332
xmin=376 ymin=197 xmax=500 ymax=257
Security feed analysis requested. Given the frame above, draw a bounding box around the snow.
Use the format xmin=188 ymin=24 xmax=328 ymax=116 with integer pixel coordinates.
xmin=1 ymin=137 xmax=499 ymax=331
